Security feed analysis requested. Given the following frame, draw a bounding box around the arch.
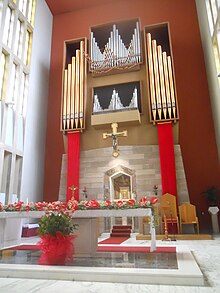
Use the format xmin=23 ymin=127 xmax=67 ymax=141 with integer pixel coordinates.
xmin=104 ymin=165 xmax=136 ymax=200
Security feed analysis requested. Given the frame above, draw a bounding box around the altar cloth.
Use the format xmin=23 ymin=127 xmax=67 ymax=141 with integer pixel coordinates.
xmin=0 ymin=208 xmax=156 ymax=252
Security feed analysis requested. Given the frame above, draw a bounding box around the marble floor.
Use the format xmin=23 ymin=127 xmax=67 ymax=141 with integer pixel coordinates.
xmin=0 ymin=234 xmax=220 ymax=292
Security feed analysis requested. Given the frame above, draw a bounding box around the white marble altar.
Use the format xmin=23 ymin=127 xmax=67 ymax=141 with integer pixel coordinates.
xmin=0 ymin=208 xmax=156 ymax=254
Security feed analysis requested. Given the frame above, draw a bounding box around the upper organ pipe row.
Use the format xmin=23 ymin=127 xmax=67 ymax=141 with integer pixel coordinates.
xmin=90 ymin=21 xmax=141 ymax=72
xmin=62 ymin=41 xmax=86 ymax=131
xmin=146 ymin=33 xmax=178 ymax=123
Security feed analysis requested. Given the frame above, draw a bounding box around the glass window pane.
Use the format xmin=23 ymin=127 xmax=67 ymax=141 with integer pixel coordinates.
xmin=0 ymin=0 xmax=3 ymax=25
xmin=19 ymin=0 xmax=24 ymax=11
xmin=11 ymin=63 xmax=19 ymax=108
xmin=19 ymin=0 xmax=28 ymax=16
xmin=206 ymin=0 xmax=214 ymax=35
xmin=0 ymin=53 xmax=6 ymax=101
xmin=213 ymin=38 xmax=220 ymax=73
xmin=1 ymin=151 xmax=12 ymax=202
xmin=19 ymin=72 xmax=25 ymax=114
xmin=19 ymin=72 xmax=29 ymax=117
xmin=24 ymin=30 xmax=32 ymax=66
xmin=14 ymin=19 xmax=21 ymax=55
xmin=14 ymin=19 xmax=24 ymax=59
xmin=211 ymin=0 xmax=218 ymax=22
xmin=3 ymin=6 xmax=15 ymax=48
xmin=0 ymin=52 xmax=8 ymax=101
xmin=3 ymin=6 xmax=12 ymax=45
xmin=13 ymin=156 xmax=23 ymax=197
xmin=18 ymin=25 xmax=25 ymax=59
xmin=28 ymin=0 xmax=36 ymax=26
xmin=10 ymin=63 xmax=16 ymax=103
xmin=8 ymin=11 xmax=15 ymax=48
xmin=27 ymin=0 xmax=33 ymax=22
xmin=22 ymin=74 xmax=28 ymax=117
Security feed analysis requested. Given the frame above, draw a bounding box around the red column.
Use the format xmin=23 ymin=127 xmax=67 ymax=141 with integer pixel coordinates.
xmin=67 ymin=132 xmax=80 ymax=201
xmin=157 ymin=122 xmax=177 ymax=201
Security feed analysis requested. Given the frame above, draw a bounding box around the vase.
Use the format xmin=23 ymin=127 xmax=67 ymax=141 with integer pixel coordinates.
xmin=38 ymin=232 xmax=76 ymax=265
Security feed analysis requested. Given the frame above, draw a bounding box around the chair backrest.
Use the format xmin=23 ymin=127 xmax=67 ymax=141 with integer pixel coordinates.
xmin=179 ymin=203 xmax=197 ymax=222
xmin=142 ymin=216 xmax=151 ymax=224
xmin=143 ymin=206 xmax=160 ymax=224
xmin=160 ymin=193 xmax=178 ymax=218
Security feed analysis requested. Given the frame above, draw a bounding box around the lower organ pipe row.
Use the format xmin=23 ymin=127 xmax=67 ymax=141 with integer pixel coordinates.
xmin=146 ymin=33 xmax=178 ymax=123
xmin=62 ymin=41 xmax=85 ymax=131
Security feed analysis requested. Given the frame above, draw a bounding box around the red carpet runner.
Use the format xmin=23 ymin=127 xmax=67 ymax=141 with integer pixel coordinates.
xmin=110 ymin=225 xmax=132 ymax=237
xmin=98 ymin=237 xmax=129 ymax=245
xmin=97 ymin=246 xmax=176 ymax=253
xmin=2 ymin=244 xmax=176 ymax=254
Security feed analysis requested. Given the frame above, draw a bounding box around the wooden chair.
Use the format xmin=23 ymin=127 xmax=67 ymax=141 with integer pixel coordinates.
xmin=179 ymin=203 xmax=199 ymax=234
xmin=160 ymin=193 xmax=179 ymax=234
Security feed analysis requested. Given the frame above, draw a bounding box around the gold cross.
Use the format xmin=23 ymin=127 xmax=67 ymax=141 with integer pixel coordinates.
xmin=103 ymin=123 xmax=127 ymax=158
xmin=69 ymin=185 xmax=78 ymax=200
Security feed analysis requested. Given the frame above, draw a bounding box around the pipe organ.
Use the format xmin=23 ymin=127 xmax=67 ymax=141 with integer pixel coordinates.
xmin=89 ymin=19 xmax=142 ymax=73
xmin=145 ymin=27 xmax=179 ymax=124
xmin=60 ymin=22 xmax=179 ymax=132
xmin=61 ymin=39 xmax=87 ymax=132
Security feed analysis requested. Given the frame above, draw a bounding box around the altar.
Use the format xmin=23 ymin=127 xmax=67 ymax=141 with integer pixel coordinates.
xmin=0 ymin=208 xmax=156 ymax=255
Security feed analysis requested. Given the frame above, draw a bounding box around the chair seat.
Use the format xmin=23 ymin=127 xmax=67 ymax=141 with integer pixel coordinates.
xmin=181 ymin=221 xmax=197 ymax=224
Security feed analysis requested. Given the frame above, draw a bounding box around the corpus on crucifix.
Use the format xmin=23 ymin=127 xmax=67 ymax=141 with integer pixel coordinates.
xmin=69 ymin=185 xmax=78 ymax=200
xmin=103 ymin=123 xmax=127 ymax=158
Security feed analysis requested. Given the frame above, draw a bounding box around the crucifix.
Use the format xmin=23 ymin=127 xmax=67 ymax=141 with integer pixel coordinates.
xmin=69 ymin=185 xmax=78 ymax=201
xmin=103 ymin=123 xmax=127 ymax=158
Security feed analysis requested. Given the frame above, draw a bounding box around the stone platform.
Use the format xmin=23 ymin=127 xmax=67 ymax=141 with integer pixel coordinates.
xmin=0 ymin=245 xmax=204 ymax=286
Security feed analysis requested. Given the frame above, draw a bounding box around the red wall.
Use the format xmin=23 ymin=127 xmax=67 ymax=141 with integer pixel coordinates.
xmin=44 ymin=0 xmax=220 ymax=231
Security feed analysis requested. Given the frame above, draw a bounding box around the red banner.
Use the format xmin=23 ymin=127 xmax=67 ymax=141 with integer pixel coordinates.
xmin=67 ymin=132 xmax=80 ymax=201
xmin=158 ymin=122 xmax=177 ymax=200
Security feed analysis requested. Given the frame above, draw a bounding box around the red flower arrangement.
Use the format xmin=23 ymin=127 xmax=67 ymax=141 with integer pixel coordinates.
xmin=37 ymin=212 xmax=78 ymax=265
xmin=0 ymin=196 xmax=158 ymax=213
xmin=0 ymin=197 xmax=158 ymax=265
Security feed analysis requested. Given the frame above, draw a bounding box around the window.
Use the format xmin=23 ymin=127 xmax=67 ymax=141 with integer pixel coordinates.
xmin=206 ymin=0 xmax=220 ymax=79
xmin=0 ymin=0 xmax=36 ymax=203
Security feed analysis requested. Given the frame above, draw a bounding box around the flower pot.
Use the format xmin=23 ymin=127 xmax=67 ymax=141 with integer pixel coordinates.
xmin=38 ymin=232 xmax=76 ymax=265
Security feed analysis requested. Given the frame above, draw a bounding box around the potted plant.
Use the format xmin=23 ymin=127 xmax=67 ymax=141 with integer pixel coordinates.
xmin=37 ymin=212 xmax=78 ymax=265
xmin=202 ymin=186 xmax=220 ymax=207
